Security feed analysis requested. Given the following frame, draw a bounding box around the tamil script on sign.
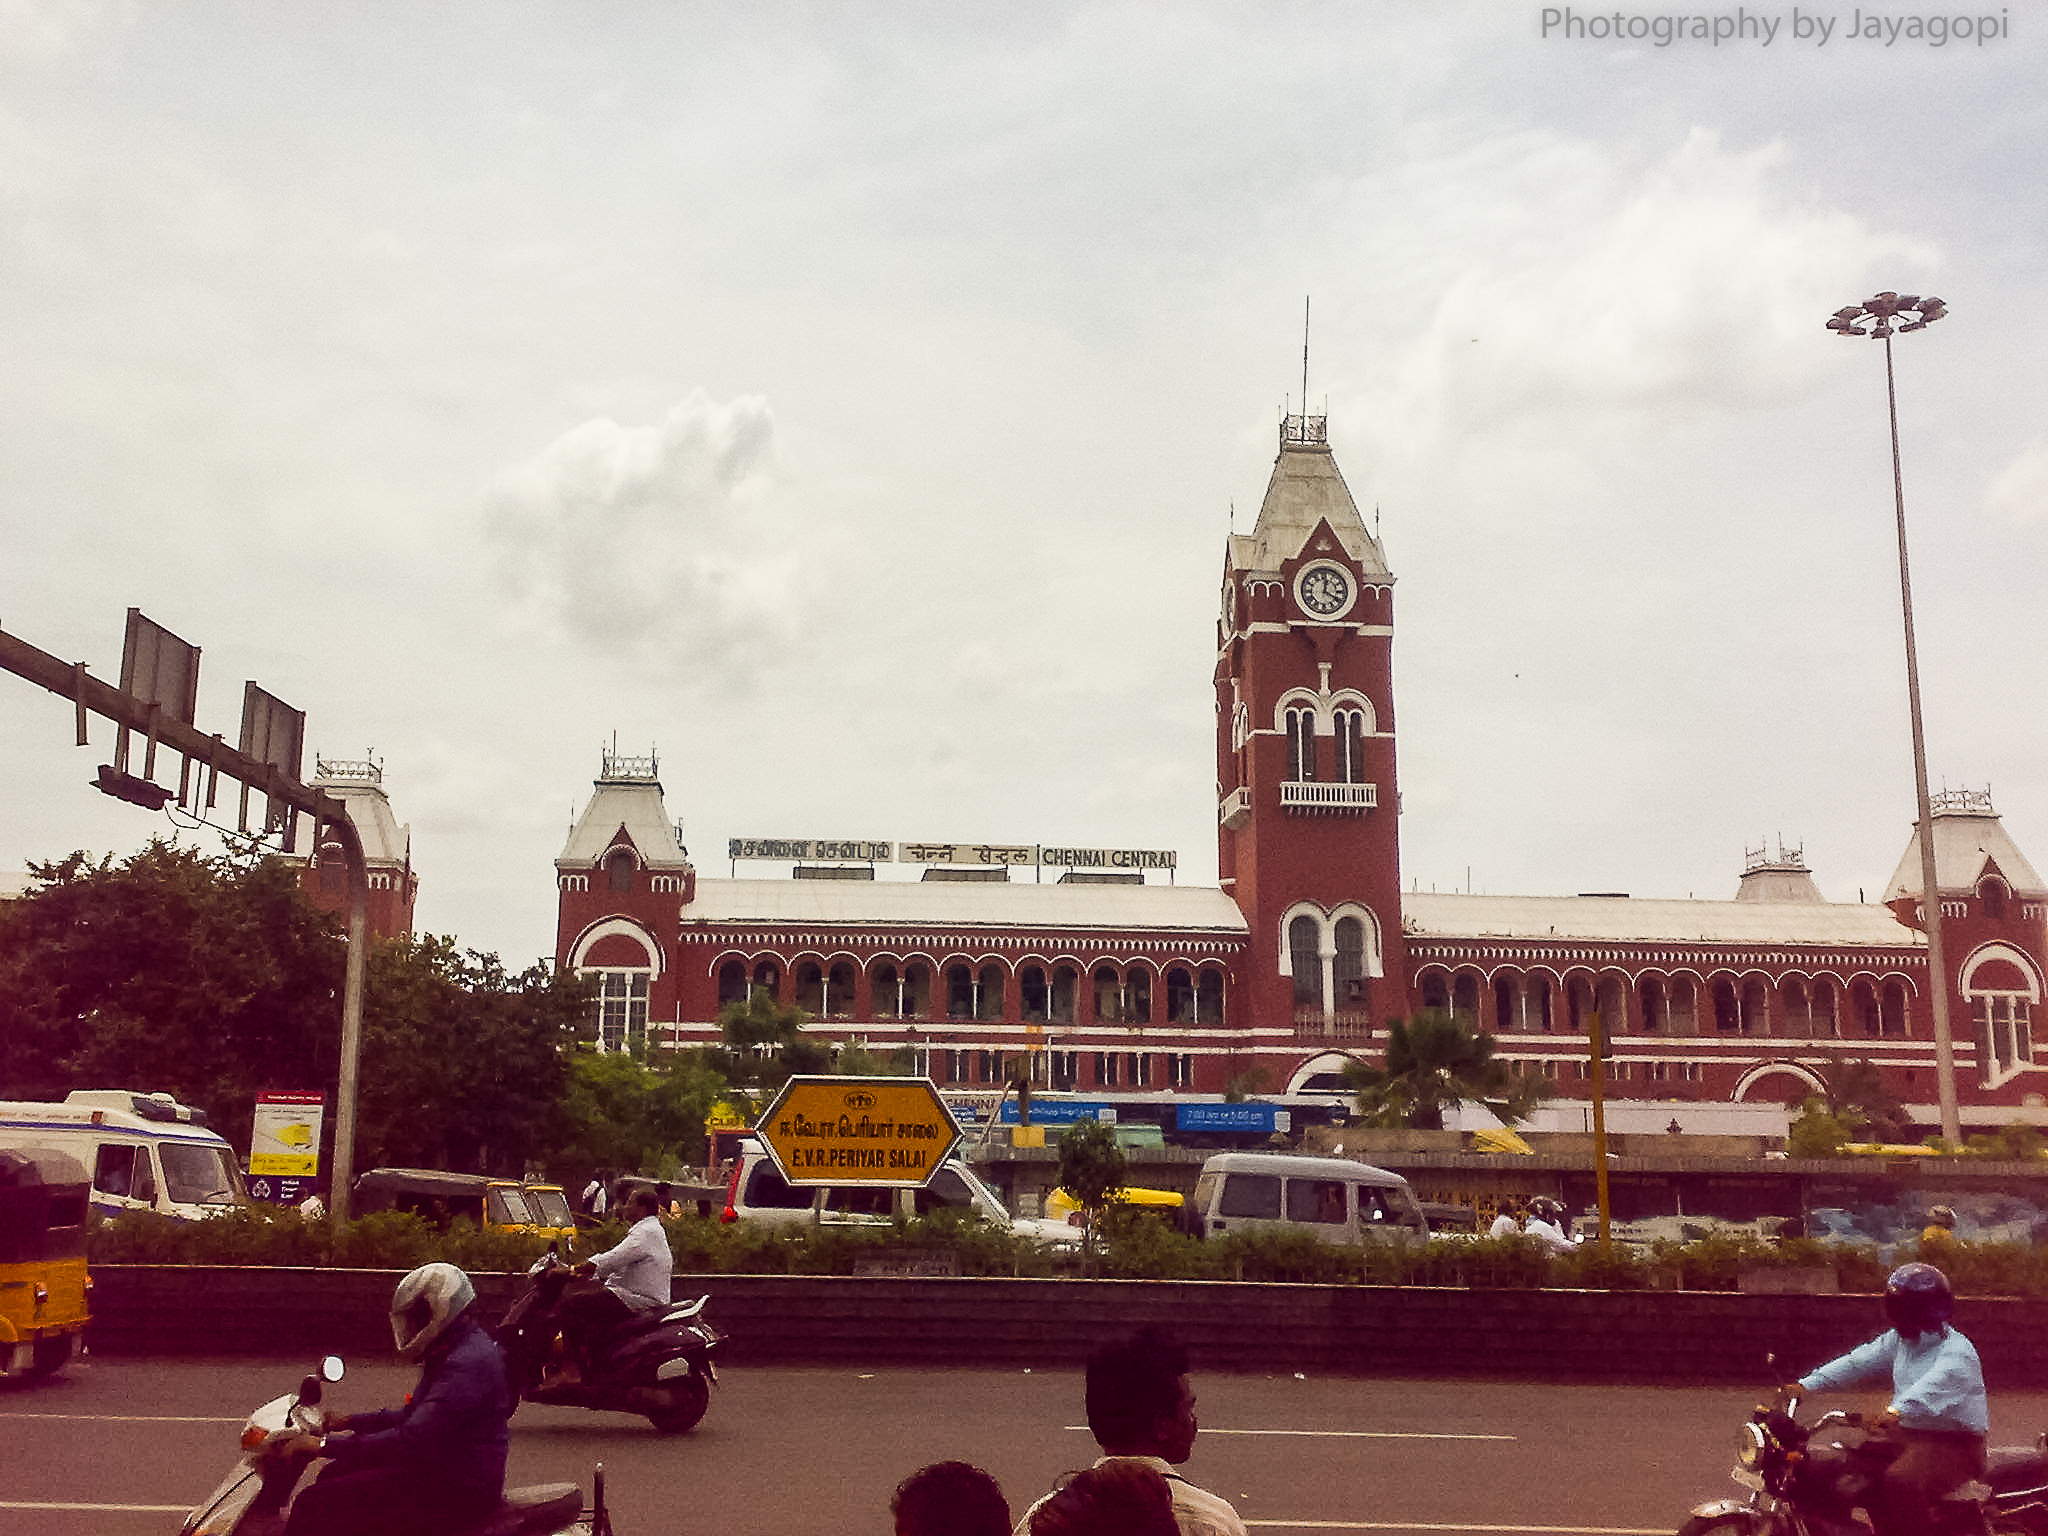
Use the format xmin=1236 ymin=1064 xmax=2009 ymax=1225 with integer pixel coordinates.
xmin=773 ymin=1106 xmax=952 ymax=1175
xmin=728 ymin=837 xmax=1176 ymax=869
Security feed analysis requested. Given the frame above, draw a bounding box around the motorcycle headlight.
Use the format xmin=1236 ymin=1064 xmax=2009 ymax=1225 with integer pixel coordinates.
xmin=1735 ymin=1421 xmax=1768 ymax=1469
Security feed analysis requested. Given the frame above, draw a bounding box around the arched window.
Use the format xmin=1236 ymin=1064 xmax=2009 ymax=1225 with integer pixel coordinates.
xmin=1419 ymin=971 xmax=1449 ymax=1012
xmin=825 ymin=963 xmax=856 ymax=1017
xmin=1050 ymin=965 xmax=1077 ymax=1024
xmin=872 ymin=963 xmax=903 ymax=1018
xmin=1712 ymin=979 xmax=1740 ymax=1033
xmin=1334 ymin=708 xmax=1367 ymax=784
xmin=1167 ymin=967 xmax=1196 ymax=1024
xmin=794 ymin=962 xmax=825 ymax=1015
xmin=1333 ymin=917 xmax=1366 ymax=1011
xmin=1452 ymin=971 xmax=1482 ymax=1020
xmin=594 ymin=971 xmax=649 ymax=1053
xmin=1639 ymin=976 xmax=1668 ymax=1033
xmin=1982 ymin=879 xmax=2010 ymax=920
xmin=1126 ymin=965 xmax=1152 ymax=1025
xmin=1093 ymin=964 xmax=1122 ymax=1023
xmin=976 ymin=963 xmax=1005 ymax=1021
xmin=946 ymin=963 xmax=975 ymax=1020
xmin=1881 ymin=981 xmax=1908 ymax=1038
xmin=1196 ymin=966 xmax=1225 ymax=1024
xmin=751 ymin=961 xmax=780 ymax=1000
xmin=1021 ymin=966 xmax=1050 ymax=1022
xmin=1285 ymin=708 xmax=1316 ymax=782
xmin=1741 ymin=980 xmax=1770 ymax=1037
xmin=718 ymin=960 xmax=748 ymax=1007
xmin=1289 ymin=916 xmax=1322 ymax=1008
xmin=606 ymin=848 xmax=636 ymax=894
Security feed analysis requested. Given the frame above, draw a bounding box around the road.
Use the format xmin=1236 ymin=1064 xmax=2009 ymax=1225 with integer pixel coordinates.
xmin=9 ymin=1355 xmax=2048 ymax=1535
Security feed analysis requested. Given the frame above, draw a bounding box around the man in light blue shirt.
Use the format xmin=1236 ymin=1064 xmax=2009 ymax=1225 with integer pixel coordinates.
xmin=1783 ymin=1263 xmax=1986 ymax=1536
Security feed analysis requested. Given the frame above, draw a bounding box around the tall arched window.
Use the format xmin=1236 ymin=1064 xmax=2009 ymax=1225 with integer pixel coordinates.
xmin=718 ymin=961 xmax=748 ymax=1007
xmin=1050 ymin=965 xmax=1077 ymax=1024
xmin=1285 ymin=708 xmax=1316 ymax=782
xmin=1196 ymin=966 xmax=1225 ymax=1024
xmin=606 ymin=848 xmax=636 ymax=894
xmin=1289 ymin=916 xmax=1322 ymax=1008
xmin=1334 ymin=708 xmax=1367 ymax=783
xmin=1334 ymin=917 xmax=1367 ymax=1014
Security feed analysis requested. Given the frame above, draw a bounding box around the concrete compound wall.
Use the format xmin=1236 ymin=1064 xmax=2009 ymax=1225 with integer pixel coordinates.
xmin=85 ymin=1267 xmax=2048 ymax=1389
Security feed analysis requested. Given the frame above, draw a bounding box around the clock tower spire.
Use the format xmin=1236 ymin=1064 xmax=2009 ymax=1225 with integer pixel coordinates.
xmin=1215 ymin=408 xmax=1409 ymax=1070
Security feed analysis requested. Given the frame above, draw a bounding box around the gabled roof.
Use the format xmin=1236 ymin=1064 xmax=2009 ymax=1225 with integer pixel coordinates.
xmin=1404 ymin=891 xmax=1920 ymax=950
xmin=558 ymin=776 xmax=690 ymax=870
xmin=680 ymin=877 xmax=1249 ymax=938
xmin=1884 ymin=808 xmax=2047 ymax=902
xmin=1228 ymin=439 xmax=1391 ymax=577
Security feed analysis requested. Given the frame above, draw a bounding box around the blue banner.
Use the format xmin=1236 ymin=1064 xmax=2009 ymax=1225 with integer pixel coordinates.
xmin=998 ymin=1100 xmax=1111 ymax=1126
xmin=1175 ymin=1102 xmax=1283 ymax=1132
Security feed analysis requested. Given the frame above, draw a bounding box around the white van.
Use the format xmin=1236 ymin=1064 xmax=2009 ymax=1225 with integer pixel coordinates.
xmin=1187 ymin=1152 xmax=1428 ymax=1246
xmin=720 ymin=1138 xmax=1076 ymax=1249
xmin=0 ymin=1091 xmax=247 ymax=1221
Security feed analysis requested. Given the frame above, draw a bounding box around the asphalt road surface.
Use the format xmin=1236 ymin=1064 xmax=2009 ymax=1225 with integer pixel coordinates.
xmin=10 ymin=1354 xmax=2048 ymax=1535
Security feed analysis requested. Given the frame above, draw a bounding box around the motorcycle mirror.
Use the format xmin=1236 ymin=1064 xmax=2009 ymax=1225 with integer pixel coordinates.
xmin=321 ymin=1355 xmax=345 ymax=1384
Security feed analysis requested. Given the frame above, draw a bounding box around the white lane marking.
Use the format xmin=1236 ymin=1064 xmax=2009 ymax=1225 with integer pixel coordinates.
xmin=0 ymin=1502 xmax=195 ymax=1513
xmin=0 ymin=1412 xmax=242 ymax=1423
xmin=1063 ymin=1425 xmax=1515 ymax=1442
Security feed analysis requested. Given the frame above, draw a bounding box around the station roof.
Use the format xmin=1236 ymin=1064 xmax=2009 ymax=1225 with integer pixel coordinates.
xmin=1403 ymin=891 xmax=1920 ymax=950
xmin=680 ymin=877 xmax=1250 ymax=938
xmin=1228 ymin=431 xmax=1391 ymax=576
xmin=1885 ymin=805 xmax=2047 ymax=901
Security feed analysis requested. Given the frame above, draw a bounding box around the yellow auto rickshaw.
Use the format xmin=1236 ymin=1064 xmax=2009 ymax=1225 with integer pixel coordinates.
xmin=350 ymin=1167 xmax=579 ymax=1245
xmin=0 ymin=1146 xmax=92 ymax=1380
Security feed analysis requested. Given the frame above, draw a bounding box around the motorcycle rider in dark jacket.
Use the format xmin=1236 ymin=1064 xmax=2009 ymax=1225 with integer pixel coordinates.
xmin=275 ymin=1262 xmax=514 ymax=1536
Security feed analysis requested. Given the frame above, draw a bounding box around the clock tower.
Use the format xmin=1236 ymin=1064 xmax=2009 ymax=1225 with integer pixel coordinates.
xmin=1216 ymin=411 xmax=1410 ymax=1066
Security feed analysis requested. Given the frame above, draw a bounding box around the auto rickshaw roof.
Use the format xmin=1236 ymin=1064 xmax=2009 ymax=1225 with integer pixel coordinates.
xmin=352 ymin=1167 xmax=519 ymax=1198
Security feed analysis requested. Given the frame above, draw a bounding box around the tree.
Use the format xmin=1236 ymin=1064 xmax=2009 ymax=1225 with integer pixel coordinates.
xmin=555 ymin=1047 xmax=728 ymax=1183
xmin=0 ymin=842 xmax=343 ymax=1152
xmin=1056 ymin=1118 xmax=1127 ymax=1271
xmin=1782 ymin=1057 xmax=1915 ymax=1146
xmin=1344 ymin=1011 xmax=1549 ymax=1130
xmin=1786 ymin=1095 xmax=1854 ymax=1158
xmin=704 ymin=989 xmax=829 ymax=1111
xmin=349 ymin=937 xmax=589 ymax=1175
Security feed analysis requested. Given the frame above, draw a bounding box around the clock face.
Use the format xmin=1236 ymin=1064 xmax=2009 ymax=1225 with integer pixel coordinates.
xmin=1297 ymin=563 xmax=1354 ymax=618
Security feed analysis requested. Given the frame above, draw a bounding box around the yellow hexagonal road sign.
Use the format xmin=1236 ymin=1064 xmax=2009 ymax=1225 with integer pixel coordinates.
xmin=755 ymin=1075 xmax=963 ymax=1187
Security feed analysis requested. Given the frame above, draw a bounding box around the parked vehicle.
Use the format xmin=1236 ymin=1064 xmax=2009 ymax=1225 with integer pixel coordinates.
xmin=177 ymin=1354 xmax=608 ymax=1536
xmin=0 ymin=1146 xmax=92 ymax=1380
xmin=1681 ymin=1392 xmax=2048 ymax=1536
xmin=720 ymin=1137 xmax=1077 ymax=1248
xmin=0 ymin=1090 xmax=244 ymax=1222
xmin=496 ymin=1251 xmax=722 ymax=1435
xmin=351 ymin=1168 xmax=578 ymax=1245
xmin=1184 ymin=1151 xmax=1428 ymax=1245
xmin=1044 ymin=1184 xmax=1184 ymax=1227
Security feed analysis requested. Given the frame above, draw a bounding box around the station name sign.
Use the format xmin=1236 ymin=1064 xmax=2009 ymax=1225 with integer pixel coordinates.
xmin=728 ymin=838 xmax=1175 ymax=870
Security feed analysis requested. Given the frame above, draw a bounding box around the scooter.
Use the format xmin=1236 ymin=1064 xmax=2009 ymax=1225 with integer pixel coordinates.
xmin=1680 ymin=1390 xmax=2048 ymax=1536
xmin=497 ymin=1251 xmax=722 ymax=1434
xmin=177 ymin=1355 xmax=610 ymax=1536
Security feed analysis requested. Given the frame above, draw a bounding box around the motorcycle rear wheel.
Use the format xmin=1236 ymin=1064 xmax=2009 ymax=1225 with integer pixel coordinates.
xmin=646 ymin=1374 xmax=711 ymax=1435
xmin=1678 ymin=1514 xmax=1766 ymax=1536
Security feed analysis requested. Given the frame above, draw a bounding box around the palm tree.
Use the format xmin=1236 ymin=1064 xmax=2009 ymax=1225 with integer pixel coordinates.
xmin=1343 ymin=1011 xmax=1549 ymax=1130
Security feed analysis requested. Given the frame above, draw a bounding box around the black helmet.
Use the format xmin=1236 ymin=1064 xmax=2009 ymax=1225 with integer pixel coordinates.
xmin=1884 ymin=1262 xmax=1955 ymax=1339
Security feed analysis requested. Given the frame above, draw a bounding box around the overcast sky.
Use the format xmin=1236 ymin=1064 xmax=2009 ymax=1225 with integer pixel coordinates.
xmin=3 ymin=2 xmax=2044 ymax=966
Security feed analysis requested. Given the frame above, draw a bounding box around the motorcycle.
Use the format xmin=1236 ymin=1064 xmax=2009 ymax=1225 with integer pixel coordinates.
xmin=496 ymin=1251 xmax=722 ymax=1434
xmin=1682 ymin=1391 xmax=2048 ymax=1536
xmin=178 ymin=1355 xmax=611 ymax=1536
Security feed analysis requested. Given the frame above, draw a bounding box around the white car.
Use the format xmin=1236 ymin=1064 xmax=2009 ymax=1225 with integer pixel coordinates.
xmin=719 ymin=1138 xmax=1076 ymax=1249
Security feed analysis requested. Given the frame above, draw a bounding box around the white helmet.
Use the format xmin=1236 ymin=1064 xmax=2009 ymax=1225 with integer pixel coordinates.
xmin=390 ymin=1262 xmax=475 ymax=1361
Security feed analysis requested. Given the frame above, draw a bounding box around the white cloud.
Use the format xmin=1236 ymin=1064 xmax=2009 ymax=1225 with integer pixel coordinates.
xmin=1986 ymin=440 xmax=2048 ymax=526
xmin=483 ymin=391 xmax=801 ymax=681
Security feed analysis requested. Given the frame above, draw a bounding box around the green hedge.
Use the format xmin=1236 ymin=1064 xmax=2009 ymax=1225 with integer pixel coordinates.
xmin=87 ymin=1205 xmax=2042 ymax=1295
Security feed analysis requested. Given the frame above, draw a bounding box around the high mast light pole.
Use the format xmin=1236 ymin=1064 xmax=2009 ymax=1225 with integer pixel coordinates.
xmin=1825 ymin=290 xmax=1959 ymax=1145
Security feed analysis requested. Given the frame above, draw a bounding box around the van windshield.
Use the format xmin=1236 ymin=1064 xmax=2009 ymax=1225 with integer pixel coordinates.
xmin=159 ymin=1141 xmax=245 ymax=1207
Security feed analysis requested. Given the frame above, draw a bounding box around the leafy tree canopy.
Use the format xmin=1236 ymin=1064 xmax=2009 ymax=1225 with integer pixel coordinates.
xmin=705 ymin=989 xmax=830 ymax=1110
xmin=554 ymin=1046 xmax=728 ymax=1185
xmin=1781 ymin=1057 xmax=1915 ymax=1145
xmin=0 ymin=842 xmax=342 ymax=1151
xmin=0 ymin=839 xmax=590 ymax=1178
xmin=1344 ymin=1011 xmax=1549 ymax=1130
